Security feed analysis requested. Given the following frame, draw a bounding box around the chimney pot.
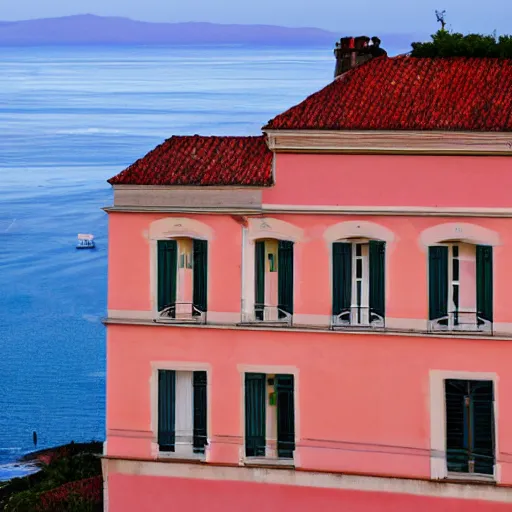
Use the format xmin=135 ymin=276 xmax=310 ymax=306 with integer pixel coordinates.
xmin=334 ymin=35 xmax=387 ymax=78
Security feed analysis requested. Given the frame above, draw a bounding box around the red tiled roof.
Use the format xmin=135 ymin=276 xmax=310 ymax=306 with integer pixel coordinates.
xmin=108 ymin=135 xmax=273 ymax=186
xmin=264 ymin=56 xmax=512 ymax=131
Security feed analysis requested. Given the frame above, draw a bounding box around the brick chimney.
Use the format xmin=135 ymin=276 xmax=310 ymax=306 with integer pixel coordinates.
xmin=334 ymin=36 xmax=387 ymax=78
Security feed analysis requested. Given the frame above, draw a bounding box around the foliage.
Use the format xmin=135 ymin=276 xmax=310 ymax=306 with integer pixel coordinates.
xmin=1 ymin=442 xmax=102 ymax=512
xmin=411 ymin=30 xmax=512 ymax=58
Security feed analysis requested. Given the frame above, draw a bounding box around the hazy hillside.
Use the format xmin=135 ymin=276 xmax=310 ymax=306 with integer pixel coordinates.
xmin=0 ymin=14 xmax=421 ymax=49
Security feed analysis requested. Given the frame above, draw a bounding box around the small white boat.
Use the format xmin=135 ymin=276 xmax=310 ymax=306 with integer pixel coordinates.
xmin=76 ymin=234 xmax=95 ymax=249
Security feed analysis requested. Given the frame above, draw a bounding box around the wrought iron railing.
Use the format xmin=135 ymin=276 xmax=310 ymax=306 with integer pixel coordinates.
xmin=331 ymin=306 xmax=384 ymax=328
xmin=429 ymin=310 xmax=492 ymax=333
xmin=157 ymin=302 xmax=206 ymax=323
xmin=241 ymin=304 xmax=293 ymax=326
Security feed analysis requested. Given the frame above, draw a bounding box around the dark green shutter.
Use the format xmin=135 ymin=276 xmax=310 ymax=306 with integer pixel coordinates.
xmin=157 ymin=240 xmax=177 ymax=312
xmin=255 ymin=241 xmax=265 ymax=321
xmin=278 ymin=241 xmax=294 ymax=317
xmin=369 ymin=241 xmax=386 ymax=320
xmin=158 ymin=370 xmax=176 ymax=452
xmin=476 ymin=245 xmax=493 ymax=324
xmin=245 ymin=373 xmax=266 ymax=457
xmin=445 ymin=379 xmax=468 ymax=473
xmin=276 ymin=374 xmax=295 ymax=459
xmin=332 ymin=242 xmax=352 ymax=317
xmin=193 ymin=239 xmax=208 ymax=314
xmin=193 ymin=371 xmax=208 ymax=453
xmin=429 ymin=246 xmax=448 ymax=321
xmin=445 ymin=379 xmax=494 ymax=475
xmin=471 ymin=381 xmax=495 ymax=475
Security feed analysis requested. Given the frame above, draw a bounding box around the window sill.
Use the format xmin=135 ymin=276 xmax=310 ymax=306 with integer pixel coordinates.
xmin=153 ymin=317 xmax=205 ymax=325
xmin=243 ymin=457 xmax=295 ymax=468
xmin=331 ymin=324 xmax=385 ymax=331
xmin=238 ymin=321 xmax=292 ymax=328
xmin=445 ymin=472 xmax=496 ymax=484
xmin=157 ymin=451 xmax=206 ymax=463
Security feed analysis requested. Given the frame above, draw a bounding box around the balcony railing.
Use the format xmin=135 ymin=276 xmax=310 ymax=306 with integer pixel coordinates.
xmin=331 ymin=306 xmax=385 ymax=329
xmin=157 ymin=302 xmax=206 ymax=324
xmin=429 ymin=310 xmax=492 ymax=333
xmin=241 ymin=304 xmax=293 ymax=326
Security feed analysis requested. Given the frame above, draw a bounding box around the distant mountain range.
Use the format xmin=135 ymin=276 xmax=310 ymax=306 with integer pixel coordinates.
xmin=0 ymin=14 xmax=421 ymax=49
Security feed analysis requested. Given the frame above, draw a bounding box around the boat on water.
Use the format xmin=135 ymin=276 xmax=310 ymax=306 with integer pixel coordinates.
xmin=76 ymin=234 xmax=95 ymax=249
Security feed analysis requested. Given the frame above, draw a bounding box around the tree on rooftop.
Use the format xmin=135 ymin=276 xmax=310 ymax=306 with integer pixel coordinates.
xmin=411 ymin=30 xmax=512 ymax=58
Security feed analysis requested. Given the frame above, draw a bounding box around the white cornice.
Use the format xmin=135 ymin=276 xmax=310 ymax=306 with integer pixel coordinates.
xmin=263 ymin=129 xmax=512 ymax=156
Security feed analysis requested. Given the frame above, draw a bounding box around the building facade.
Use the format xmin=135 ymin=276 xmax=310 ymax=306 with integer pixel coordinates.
xmin=103 ymin=52 xmax=512 ymax=510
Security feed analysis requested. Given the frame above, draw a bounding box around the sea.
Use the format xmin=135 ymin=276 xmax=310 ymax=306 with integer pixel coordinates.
xmin=0 ymin=43 xmax=403 ymax=480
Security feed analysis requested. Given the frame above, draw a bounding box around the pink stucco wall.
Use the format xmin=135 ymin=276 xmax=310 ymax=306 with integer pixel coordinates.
xmin=106 ymin=151 xmax=512 ymax=508
xmin=107 ymin=474 xmax=512 ymax=512
xmin=106 ymin=324 xmax=512 ymax=483
xmin=264 ymin=154 xmax=512 ymax=207
xmin=108 ymin=212 xmax=512 ymax=326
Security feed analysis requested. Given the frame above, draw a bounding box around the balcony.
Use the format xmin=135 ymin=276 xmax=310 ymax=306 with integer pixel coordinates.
xmin=156 ymin=302 xmax=206 ymax=324
xmin=242 ymin=304 xmax=293 ymax=326
xmin=332 ymin=306 xmax=384 ymax=329
xmin=429 ymin=310 xmax=492 ymax=334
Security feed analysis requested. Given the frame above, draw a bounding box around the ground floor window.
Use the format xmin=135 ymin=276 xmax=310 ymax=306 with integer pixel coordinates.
xmin=245 ymin=373 xmax=295 ymax=459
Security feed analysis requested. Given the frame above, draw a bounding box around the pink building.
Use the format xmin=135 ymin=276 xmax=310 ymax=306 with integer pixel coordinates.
xmin=103 ymin=42 xmax=512 ymax=511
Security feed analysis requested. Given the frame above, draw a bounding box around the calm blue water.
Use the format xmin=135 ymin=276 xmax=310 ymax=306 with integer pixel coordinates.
xmin=0 ymin=43 xmax=403 ymax=480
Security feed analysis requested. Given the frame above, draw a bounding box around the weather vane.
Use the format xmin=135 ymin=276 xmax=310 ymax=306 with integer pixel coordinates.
xmin=435 ymin=10 xmax=447 ymax=30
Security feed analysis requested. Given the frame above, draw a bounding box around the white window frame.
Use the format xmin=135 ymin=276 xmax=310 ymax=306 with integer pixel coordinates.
xmin=429 ymin=370 xmax=499 ymax=483
xmin=333 ymin=238 xmax=384 ymax=328
xmin=150 ymin=361 xmax=211 ymax=461
xmin=430 ymin=242 xmax=490 ymax=333
xmin=239 ymin=364 xmax=298 ymax=467
xmin=153 ymin=237 xmax=206 ymax=323
xmin=350 ymin=240 xmax=370 ymax=326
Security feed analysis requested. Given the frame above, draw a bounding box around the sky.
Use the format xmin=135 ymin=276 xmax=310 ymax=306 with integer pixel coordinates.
xmin=0 ymin=0 xmax=511 ymax=35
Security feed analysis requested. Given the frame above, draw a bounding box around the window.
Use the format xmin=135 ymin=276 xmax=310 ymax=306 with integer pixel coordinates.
xmin=332 ymin=240 xmax=385 ymax=327
xmin=245 ymin=373 xmax=295 ymax=460
xmin=157 ymin=370 xmax=207 ymax=456
xmin=429 ymin=244 xmax=492 ymax=332
xmin=157 ymin=238 xmax=208 ymax=321
xmin=254 ymin=240 xmax=294 ymax=323
xmin=445 ymin=379 xmax=495 ymax=476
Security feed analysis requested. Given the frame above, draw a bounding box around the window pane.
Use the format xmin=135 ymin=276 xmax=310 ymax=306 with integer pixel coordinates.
xmin=453 ymin=245 xmax=459 ymax=258
xmin=356 ymin=259 xmax=363 ymax=278
xmin=356 ymin=244 xmax=362 ymax=256
xmin=453 ymin=258 xmax=459 ymax=281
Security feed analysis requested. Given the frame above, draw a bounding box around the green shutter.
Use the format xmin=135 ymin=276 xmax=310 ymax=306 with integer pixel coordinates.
xmin=428 ymin=246 xmax=448 ymax=321
xmin=471 ymin=381 xmax=495 ymax=475
xmin=276 ymin=374 xmax=295 ymax=459
xmin=193 ymin=239 xmax=208 ymax=314
xmin=193 ymin=371 xmax=208 ymax=453
xmin=445 ymin=379 xmax=468 ymax=473
xmin=245 ymin=373 xmax=266 ymax=457
xmin=332 ymin=242 xmax=352 ymax=317
xmin=157 ymin=240 xmax=177 ymax=312
xmin=476 ymin=245 xmax=493 ymax=323
xmin=278 ymin=241 xmax=294 ymax=317
xmin=255 ymin=241 xmax=265 ymax=320
xmin=158 ymin=370 xmax=176 ymax=452
xmin=369 ymin=241 xmax=386 ymax=320
xmin=445 ymin=379 xmax=495 ymax=475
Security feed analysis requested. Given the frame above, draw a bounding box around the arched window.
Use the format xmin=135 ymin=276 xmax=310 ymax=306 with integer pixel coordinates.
xmin=332 ymin=238 xmax=385 ymax=328
xmin=157 ymin=237 xmax=208 ymax=322
xmin=253 ymin=238 xmax=294 ymax=324
xmin=429 ymin=241 xmax=492 ymax=332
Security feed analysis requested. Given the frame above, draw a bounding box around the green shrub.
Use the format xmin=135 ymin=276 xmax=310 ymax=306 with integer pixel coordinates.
xmin=411 ymin=30 xmax=512 ymax=58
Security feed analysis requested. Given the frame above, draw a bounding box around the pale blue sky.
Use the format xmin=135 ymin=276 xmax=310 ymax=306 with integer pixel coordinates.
xmin=1 ymin=0 xmax=511 ymax=34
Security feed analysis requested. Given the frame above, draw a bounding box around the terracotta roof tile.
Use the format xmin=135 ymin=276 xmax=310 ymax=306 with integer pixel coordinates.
xmin=264 ymin=56 xmax=512 ymax=131
xmin=108 ymin=135 xmax=273 ymax=186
